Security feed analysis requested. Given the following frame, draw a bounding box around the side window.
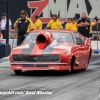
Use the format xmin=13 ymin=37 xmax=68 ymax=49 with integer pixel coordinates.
xmin=74 ymin=33 xmax=84 ymax=45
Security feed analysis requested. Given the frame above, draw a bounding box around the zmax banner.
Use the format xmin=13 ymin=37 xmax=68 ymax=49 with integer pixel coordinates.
xmin=28 ymin=0 xmax=100 ymax=23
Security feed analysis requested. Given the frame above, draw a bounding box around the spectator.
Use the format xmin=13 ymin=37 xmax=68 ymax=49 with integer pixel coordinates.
xmin=34 ymin=15 xmax=42 ymax=30
xmin=77 ymin=13 xmax=90 ymax=38
xmin=68 ymin=18 xmax=77 ymax=31
xmin=46 ymin=14 xmax=62 ymax=29
xmin=65 ymin=18 xmax=72 ymax=30
xmin=89 ymin=19 xmax=96 ymax=38
xmin=0 ymin=13 xmax=12 ymax=39
xmin=14 ymin=10 xmax=35 ymax=46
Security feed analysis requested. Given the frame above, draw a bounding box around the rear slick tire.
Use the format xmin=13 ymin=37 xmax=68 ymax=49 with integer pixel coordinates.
xmin=14 ymin=70 xmax=22 ymax=75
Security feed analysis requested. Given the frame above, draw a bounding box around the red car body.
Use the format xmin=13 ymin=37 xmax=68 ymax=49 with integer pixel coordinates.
xmin=9 ymin=30 xmax=92 ymax=74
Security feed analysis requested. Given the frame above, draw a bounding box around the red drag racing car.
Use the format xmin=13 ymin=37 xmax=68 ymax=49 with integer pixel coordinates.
xmin=9 ymin=30 xmax=92 ymax=74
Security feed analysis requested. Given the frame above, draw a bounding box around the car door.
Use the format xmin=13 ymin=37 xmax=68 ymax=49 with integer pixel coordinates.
xmin=78 ymin=35 xmax=90 ymax=66
xmin=71 ymin=33 xmax=81 ymax=66
xmin=74 ymin=33 xmax=88 ymax=66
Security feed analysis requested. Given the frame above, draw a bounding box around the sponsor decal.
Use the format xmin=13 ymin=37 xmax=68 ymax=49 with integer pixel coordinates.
xmin=18 ymin=21 xmax=21 ymax=23
xmin=33 ymin=57 xmax=38 ymax=60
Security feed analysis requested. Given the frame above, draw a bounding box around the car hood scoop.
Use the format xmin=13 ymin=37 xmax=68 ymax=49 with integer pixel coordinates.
xmin=36 ymin=31 xmax=54 ymax=49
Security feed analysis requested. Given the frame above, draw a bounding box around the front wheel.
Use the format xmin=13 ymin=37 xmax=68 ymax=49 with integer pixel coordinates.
xmin=14 ymin=70 xmax=22 ymax=75
xmin=84 ymin=60 xmax=89 ymax=70
xmin=69 ymin=61 xmax=73 ymax=73
xmin=65 ymin=59 xmax=74 ymax=74
xmin=82 ymin=59 xmax=89 ymax=71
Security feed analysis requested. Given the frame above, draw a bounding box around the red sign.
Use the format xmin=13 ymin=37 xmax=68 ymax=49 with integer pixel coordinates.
xmin=28 ymin=0 xmax=50 ymax=23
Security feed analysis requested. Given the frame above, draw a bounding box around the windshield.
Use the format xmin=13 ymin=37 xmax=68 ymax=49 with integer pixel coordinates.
xmin=23 ymin=32 xmax=74 ymax=44
xmin=23 ymin=32 xmax=37 ymax=44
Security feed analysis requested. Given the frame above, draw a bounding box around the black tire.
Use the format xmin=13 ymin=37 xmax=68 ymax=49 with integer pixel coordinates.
xmin=14 ymin=70 xmax=22 ymax=75
xmin=70 ymin=57 xmax=75 ymax=73
xmin=65 ymin=58 xmax=74 ymax=74
xmin=69 ymin=61 xmax=73 ymax=73
xmin=83 ymin=51 xmax=91 ymax=71
xmin=83 ymin=60 xmax=89 ymax=71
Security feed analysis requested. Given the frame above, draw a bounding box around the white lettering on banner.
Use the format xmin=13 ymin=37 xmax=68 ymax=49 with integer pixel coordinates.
xmin=42 ymin=3 xmax=49 ymax=18
xmin=67 ymin=0 xmax=83 ymax=18
xmin=88 ymin=0 xmax=100 ymax=18
xmin=48 ymin=0 xmax=66 ymax=17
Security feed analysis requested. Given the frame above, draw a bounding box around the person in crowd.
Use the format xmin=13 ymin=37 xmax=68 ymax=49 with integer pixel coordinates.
xmin=77 ymin=13 xmax=90 ymax=38
xmin=89 ymin=19 xmax=96 ymax=38
xmin=65 ymin=18 xmax=72 ymax=30
xmin=0 ymin=13 xmax=12 ymax=39
xmin=34 ymin=15 xmax=42 ymax=30
xmin=14 ymin=10 xmax=35 ymax=46
xmin=46 ymin=14 xmax=62 ymax=29
xmin=68 ymin=18 xmax=77 ymax=31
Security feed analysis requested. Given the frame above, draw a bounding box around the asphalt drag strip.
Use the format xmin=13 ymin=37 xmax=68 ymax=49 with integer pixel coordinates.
xmin=0 ymin=52 xmax=100 ymax=100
